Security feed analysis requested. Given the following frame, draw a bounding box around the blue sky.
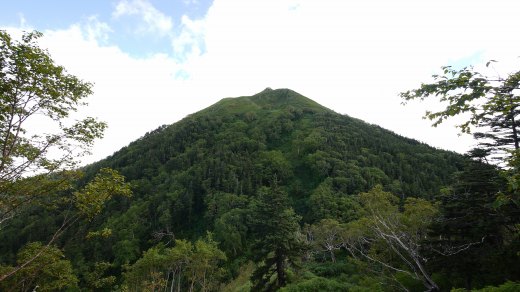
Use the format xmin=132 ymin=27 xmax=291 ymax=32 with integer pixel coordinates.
xmin=1 ymin=0 xmax=212 ymax=57
xmin=1 ymin=0 xmax=519 ymax=163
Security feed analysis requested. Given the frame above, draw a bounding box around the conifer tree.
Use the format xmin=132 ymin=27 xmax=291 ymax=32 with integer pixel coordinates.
xmin=428 ymin=158 xmax=513 ymax=289
xmin=249 ymin=186 xmax=305 ymax=291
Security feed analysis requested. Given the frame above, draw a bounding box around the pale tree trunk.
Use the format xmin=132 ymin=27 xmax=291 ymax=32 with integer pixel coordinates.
xmin=329 ymin=249 xmax=336 ymax=263
xmin=177 ymin=270 xmax=181 ymax=292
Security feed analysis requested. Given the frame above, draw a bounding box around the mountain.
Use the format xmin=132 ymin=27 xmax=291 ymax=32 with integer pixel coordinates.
xmin=0 ymin=88 xmax=468 ymax=289
xmin=85 ymin=88 xmax=463 ymax=231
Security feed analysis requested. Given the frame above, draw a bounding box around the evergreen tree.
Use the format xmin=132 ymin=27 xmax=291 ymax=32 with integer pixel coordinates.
xmin=402 ymin=61 xmax=520 ymax=288
xmin=249 ymin=186 xmax=305 ymax=291
xmin=428 ymin=157 xmax=516 ymax=289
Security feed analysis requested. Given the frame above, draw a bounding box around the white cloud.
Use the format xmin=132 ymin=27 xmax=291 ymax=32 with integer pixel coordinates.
xmin=177 ymin=0 xmax=520 ymax=153
xmin=171 ymin=15 xmax=206 ymax=61
xmin=28 ymin=25 xmax=187 ymax=164
xmin=18 ymin=13 xmax=27 ymax=28
xmin=83 ymin=16 xmax=112 ymax=43
xmin=113 ymin=0 xmax=173 ymax=35
xmin=4 ymin=0 xmax=520 ymax=164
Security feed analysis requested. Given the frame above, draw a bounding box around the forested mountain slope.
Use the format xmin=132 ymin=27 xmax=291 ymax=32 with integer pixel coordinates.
xmin=51 ymin=87 xmax=462 ymax=256
xmin=1 ymin=88 xmax=471 ymax=290
xmin=90 ymin=87 xmax=463 ymax=229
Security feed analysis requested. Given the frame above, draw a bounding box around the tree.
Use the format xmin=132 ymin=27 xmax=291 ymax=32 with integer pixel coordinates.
xmin=187 ymin=234 xmax=227 ymax=292
xmin=303 ymin=219 xmax=346 ymax=263
xmin=428 ymin=158 xmax=511 ymax=289
xmin=0 ymin=242 xmax=78 ymax=292
xmin=0 ymin=30 xmax=134 ymax=284
xmin=0 ymin=168 xmax=132 ymax=282
xmin=249 ymin=186 xmax=305 ymax=291
xmin=401 ymin=62 xmax=520 ymax=286
xmin=0 ymin=30 xmax=106 ymax=226
xmin=74 ymin=168 xmax=133 ymax=220
xmin=343 ymin=186 xmax=440 ymax=291
xmin=124 ymin=236 xmax=226 ymax=292
xmin=214 ymin=208 xmax=249 ymax=255
xmin=400 ymin=63 xmax=520 ymax=161
xmin=308 ymin=178 xmax=359 ymax=222
xmin=163 ymin=239 xmax=193 ymax=292
xmin=83 ymin=261 xmax=117 ymax=290
xmin=123 ymin=244 xmax=170 ymax=292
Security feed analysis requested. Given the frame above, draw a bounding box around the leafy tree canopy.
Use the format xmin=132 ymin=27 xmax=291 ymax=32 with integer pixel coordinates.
xmin=400 ymin=63 xmax=520 ymax=160
xmin=0 ymin=30 xmax=106 ymax=226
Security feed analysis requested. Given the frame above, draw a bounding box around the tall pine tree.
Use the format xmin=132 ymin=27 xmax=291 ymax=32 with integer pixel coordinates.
xmin=249 ymin=186 xmax=305 ymax=291
xmin=428 ymin=156 xmax=512 ymax=289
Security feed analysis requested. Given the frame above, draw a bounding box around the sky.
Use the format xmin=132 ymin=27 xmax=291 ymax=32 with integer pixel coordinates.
xmin=1 ymin=0 xmax=519 ymax=164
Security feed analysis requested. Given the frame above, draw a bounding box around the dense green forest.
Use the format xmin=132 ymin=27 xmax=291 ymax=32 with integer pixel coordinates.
xmin=1 ymin=31 xmax=519 ymax=291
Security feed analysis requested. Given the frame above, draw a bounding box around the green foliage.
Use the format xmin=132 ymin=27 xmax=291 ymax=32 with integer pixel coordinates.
xmin=452 ymin=281 xmax=520 ymax=292
xmin=344 ymin=186 xmax=440 ymax=291
xmin=402 ymin=60 xmax=520 ymax=289
xmin=123 ymin=235 xmax=226 ymax=292
xmin=400 ymin=63 xmax=520 ymax=159
xmin=0 ymin=88 xmax=469 ymax=289
xmin=0 ymin=30 xmax=106 ymax=226
xmin=281 ymin=260 xmax=384 ymax=292
xmin=0 ymin=167 xmax=132 ymax=285
xmin=256 ymin=150 xmax=293 ymax=184
xmin=279 ymin=276 xmax=350 ymax=291
xmin=83 ymin=261 xmax=116 ymax=290
xmin=74 ymin=167 xmax=132 ymax=219
xmin=427 ymin=158 xmax=520 ymax=289
xmin=221 ymin=262 xmax=254 ymax=292
xmin=123 ymin=244 xmax=170 ymax=291
xmin=4 ymin=29 xmax=477 ymax=290
xmin=214 ymin=208 xmax=249 ymax=255
xmin=304 ymin=219 xmax=346 ymax=263
xmin=0 ymin=242 xmax=77 ymax=292
xmin=308 ymin=178 xmax=360 ymax=222
xmin=0 ymin=30 xmax=133 ymax=286
xmin=498 ymin=150 xmax=520 ymax=216
xmin=188 ymin=234 xmax=227 ymax=291
xmin=249 ymin=186 xmax=305 ymax=291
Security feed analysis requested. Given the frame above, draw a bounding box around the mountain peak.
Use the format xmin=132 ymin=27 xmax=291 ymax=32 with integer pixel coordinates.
xmin=249 ymin=88 xmax=330 ymax=112
xmin=260 ymin=87 xmax=273 ymax=93
xmin=199 ymin=88 xmax=331 ymax=117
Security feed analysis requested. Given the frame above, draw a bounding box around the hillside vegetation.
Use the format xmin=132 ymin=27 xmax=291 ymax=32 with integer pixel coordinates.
xmin=2 ymin=88 xmax=518 ymax=291
xmin=86 ymin=88 xmax=463 ymax=235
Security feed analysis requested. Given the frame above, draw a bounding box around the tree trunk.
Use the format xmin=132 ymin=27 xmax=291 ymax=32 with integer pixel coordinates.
xmin=275 ymin=249 xmax=286 ymax=288
xmin=169 ymin=271 xmax=175 ymax=292
xmin=329 ymin=248 xmax=336 ymax=263
xmin=424 ymin=279 xmax=440 ymax=292
xmin=511 ymin=113 xmax=519 ymax=150
xmin=177 ymin=270 xmax=181 ymax=292
xmin=465 ymin=273 xmax=473 ymax=291
xmin=412 ymin=254 xmax=439 ymax=292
